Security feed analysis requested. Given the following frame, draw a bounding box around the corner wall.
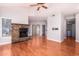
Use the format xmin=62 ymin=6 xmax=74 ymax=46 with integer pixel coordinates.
xmin=47 ymin=13 xmax=66 ymax=42
xmin=76 ymin=13 xmax=79 ymax=42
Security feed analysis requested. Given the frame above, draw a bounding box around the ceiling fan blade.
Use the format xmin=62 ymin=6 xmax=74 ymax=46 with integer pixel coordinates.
xmin=30 ymin=4 xmax=38 ymax=6
xmin=37 ymin=3 xmax=45 ymax=5
xmin=30 ymin=3 xmax=45 ymax=6
xmin=37 ymin=7 xmax=40 ymax=11
xmin=42 ymin=6 xmax=48 ymax=9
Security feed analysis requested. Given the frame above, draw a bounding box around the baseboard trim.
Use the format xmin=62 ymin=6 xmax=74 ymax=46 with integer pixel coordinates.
xmin=76 ymin=40 xmax=79 ymax=42
xmin=47 ymin=38 xmax=64 ymax=43
xmin=0 ymin=42 xmax=11 ymax=45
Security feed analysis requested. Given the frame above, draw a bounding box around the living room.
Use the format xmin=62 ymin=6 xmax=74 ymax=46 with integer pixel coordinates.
xmin=0 ymin=3 xmax=79 ymax=56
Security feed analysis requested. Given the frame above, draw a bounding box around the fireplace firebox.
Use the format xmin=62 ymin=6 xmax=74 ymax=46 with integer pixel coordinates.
xmin=19 ymin=28 xmax=28 ymax=38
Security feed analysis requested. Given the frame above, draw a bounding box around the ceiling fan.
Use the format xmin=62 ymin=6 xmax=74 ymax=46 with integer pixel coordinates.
xmin=30 ymin=3 xmax=48 ymax=11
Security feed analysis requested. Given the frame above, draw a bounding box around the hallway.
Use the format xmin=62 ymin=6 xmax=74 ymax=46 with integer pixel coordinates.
xmin=0 ymin=36 xmax=79 ymax=56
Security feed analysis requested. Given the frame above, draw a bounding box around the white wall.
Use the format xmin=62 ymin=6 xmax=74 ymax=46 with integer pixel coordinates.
xmin=0 ymin=6 xmax=29 ymax=24
xmin=47 ymin=13 xmax=66 ymax=42
xmin=61 ymin=14 xmax=66 ymax=41
xmin=76 ymin=13 xmax=79 ymax=42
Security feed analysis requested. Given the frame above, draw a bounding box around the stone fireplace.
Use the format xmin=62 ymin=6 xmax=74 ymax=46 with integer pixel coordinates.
xmin=12 ymin=23 xmax=30 ymax=43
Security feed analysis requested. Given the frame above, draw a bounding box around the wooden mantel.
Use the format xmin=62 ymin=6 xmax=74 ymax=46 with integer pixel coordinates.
xmin=12 ymin=23 xmax=30 ymax=26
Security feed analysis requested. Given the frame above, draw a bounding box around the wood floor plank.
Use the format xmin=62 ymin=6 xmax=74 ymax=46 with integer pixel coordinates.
xmin=0 ymin=36 xmax=79 ymax=56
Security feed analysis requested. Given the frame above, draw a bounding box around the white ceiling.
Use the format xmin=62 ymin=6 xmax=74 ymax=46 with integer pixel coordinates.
xmin=0 ymin=3 xmax=79 ymax=16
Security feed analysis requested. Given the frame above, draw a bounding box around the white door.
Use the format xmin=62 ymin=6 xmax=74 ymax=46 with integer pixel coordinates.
xmin=36 ymin=25 xmax=40 ymax=36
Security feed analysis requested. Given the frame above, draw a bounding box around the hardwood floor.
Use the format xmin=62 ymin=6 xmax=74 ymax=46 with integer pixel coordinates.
xmin=0 ymin=36 xmax=79 ymax=56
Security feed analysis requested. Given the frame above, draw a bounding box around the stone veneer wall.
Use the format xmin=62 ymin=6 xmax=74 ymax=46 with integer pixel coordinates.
xmin=12 ymin=23 xmax=30 ymax=43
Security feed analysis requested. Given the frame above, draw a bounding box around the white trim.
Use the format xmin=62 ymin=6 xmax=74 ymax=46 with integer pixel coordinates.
xmin=0 ymin=41 xmax=11 ymax=45
xmin=76 ymin=39 xmax=79 ymax=42
xmin=47 ymin=37 xmax=64 ymax=43
xmin=51 ymin=39 xmax=63 ymax=43
xmin=0 ymin=36 xmax=12 ymax=45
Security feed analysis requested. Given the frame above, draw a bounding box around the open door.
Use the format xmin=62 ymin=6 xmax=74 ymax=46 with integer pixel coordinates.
xmin=42 ymin=25 xmax=46 ymax=36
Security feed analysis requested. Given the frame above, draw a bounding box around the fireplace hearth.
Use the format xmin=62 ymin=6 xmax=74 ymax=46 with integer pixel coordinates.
xmin=19 ymin=28 xmax=28 ymax=38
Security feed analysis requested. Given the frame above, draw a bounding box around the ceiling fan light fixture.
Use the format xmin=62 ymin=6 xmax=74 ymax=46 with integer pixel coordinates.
xmin=42 ymin=6 xmax=48 ymax=9
xmin=30 ymin=3 xmax=48 ymax=11
xmin=37 ymin=7 xmax=41 ymax=11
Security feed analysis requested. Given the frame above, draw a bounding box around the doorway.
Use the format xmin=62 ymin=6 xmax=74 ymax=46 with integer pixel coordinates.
xmin=32 ymin=25 xmax=36 ymax=36
xmin=66 ymin=18 xmax=75 ymax=39
xmin=28 ymin=16 xmax=47 ymax=37
xmin=42 ymin=25 xmax=46 ymax=36
xmin=32 ymin=25 xmax=40 ymax=36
